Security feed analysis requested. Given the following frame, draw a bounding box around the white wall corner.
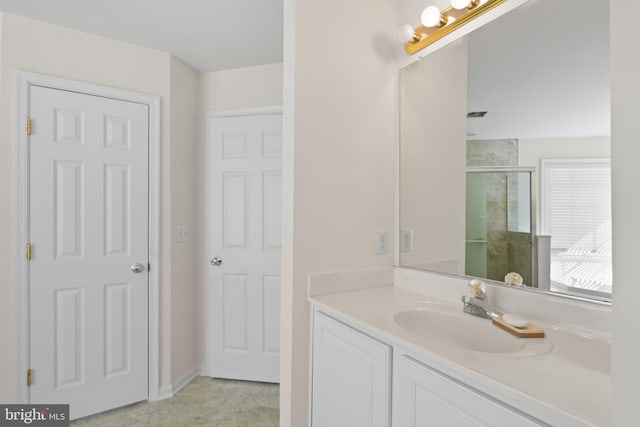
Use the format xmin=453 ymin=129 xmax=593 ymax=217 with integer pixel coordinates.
xmin=172 ymin=366 xmax=200 ymax=395
xmin=155 ymin=366 xmax=200 ymax=401
xmin=156 ymin=384 xmax=173 ymax=401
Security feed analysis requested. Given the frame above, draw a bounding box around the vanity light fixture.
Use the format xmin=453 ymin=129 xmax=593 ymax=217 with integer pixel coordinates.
xmin=451 ymin=0 xmax=481 ymax=10
xmin=398 ymin=24 xmax=421 ymax=43
xmin=399 ymin=0 xmax=507 ymax=55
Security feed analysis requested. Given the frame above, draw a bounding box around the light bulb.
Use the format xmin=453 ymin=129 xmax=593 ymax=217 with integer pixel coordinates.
xmin=421 ymin=6 xmax=445 ymax=28
xmin=451 ymin=0 xmax=471 ymax=9
xmin=398 ymin=24 xmax=417 ymax=43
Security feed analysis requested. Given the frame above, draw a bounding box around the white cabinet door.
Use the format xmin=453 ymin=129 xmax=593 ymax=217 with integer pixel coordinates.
xmin=311 ymin=312 xmax=391 ymax=427
xmin=393 ymin=355 xmax=545 ymax=427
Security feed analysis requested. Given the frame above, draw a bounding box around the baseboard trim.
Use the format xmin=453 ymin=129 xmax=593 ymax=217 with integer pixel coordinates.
xmin=157 ymin=385 xmax=173 ymax=401
xmin=154 ymin=365 xmax=202 ymax=401
xmin=172 ymin=366 xmax=200 ymax=395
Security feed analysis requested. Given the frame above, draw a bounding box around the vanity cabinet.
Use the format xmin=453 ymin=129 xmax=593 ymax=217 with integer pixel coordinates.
xmin=311 ymin=311 xmax=391 ymax=427
xmin=311 ymin=308 xmax=549 ymax=427
xmin=393 ymin=355 xmax=545 ymax=427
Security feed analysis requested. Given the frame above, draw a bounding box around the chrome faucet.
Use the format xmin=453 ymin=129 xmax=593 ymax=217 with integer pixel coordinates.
xmin=461 ymin=295 xmax=502 ymax=319
xmin=461 ymin=279 xmax=503 ymax=319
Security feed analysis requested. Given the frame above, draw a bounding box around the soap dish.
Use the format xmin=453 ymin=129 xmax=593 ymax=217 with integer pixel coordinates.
xmin=502 ymin=313 xmax=528 ymax=329
xmin=492 ymin=316 xmax=545 ymax=338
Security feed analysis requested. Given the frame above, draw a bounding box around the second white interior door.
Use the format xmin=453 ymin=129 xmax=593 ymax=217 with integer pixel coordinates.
xmin=208 ymin=111 xmax=282 ymax=383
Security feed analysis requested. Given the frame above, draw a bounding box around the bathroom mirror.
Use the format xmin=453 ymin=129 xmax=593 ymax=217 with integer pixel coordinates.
xmin=399 ymin=0 xmax=611 ymax=302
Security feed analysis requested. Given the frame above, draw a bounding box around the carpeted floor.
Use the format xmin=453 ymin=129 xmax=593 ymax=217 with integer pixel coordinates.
xmin=71 ymin=376 xmax=279 ymax=427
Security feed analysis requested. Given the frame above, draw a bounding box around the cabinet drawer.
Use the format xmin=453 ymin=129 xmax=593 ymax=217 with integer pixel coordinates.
xmin=393 ymin=355 xmax=546 ymax=427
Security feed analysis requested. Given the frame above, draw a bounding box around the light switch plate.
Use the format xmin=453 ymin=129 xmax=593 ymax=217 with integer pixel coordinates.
xmin=376 ymin=229 xmax=388 ymax=255
xmin=400 ymin=228 xmax=414 ymax=252
xmin=177 ymin=225 xmax=188 ymax=242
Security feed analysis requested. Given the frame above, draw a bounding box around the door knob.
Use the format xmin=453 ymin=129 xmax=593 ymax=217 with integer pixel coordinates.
xmin=210 ymin=257 xmax=223 ymax=266
xmin=131 ymin=262 xmax=145 ymax=273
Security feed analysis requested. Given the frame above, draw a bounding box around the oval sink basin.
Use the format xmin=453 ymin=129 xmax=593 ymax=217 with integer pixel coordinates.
xmin=393 ymin=308 xmax=551 ymax=356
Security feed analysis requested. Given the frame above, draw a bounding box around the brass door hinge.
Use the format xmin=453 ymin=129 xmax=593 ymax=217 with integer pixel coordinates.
xmin=27 ymin=369 xmax=33 ymax=386
xmin=26 ymin=117 xmax=32 ymax=136
xmin=26 ymin=243 xmax=32 ymax=260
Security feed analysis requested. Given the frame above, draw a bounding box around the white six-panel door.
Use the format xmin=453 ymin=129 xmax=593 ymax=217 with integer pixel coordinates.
xmin=28 ymin=85 xmax=149 ymax=419
xmin=208 ymin=112 xmax=282 ymax=383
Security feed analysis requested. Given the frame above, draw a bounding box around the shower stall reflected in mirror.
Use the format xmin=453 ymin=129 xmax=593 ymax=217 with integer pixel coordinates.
xmin=465 ymin=168 xmax=536 ymax=287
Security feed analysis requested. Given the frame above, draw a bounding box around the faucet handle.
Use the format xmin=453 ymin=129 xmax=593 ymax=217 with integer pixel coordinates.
xmin=504 ymin=272 xmax=524 ymax=286
xmin=467 ymin=279 xmax=486 ymax=298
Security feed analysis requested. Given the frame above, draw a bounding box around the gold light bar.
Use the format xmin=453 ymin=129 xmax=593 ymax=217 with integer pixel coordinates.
xmin=404 ymin=0 xmax=508 ymax=55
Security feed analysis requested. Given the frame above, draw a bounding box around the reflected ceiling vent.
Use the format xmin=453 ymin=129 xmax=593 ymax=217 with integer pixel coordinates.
xmin=467 ymin=111 xmax=488 ymax=118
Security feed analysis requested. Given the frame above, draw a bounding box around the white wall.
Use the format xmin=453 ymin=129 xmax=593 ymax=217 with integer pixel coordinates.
xmin=611 ymin=0 xmax=640 ymax=424
xmin=519 ymin=136 xmax=610 ymax=167
xmin=399 ymin=40 xmax=467 ymax=273
xmin=0 ymin=13 xmax=200 ymax=401
xmin=169 ymin=56 xmax=200 ymax=384
xmin=281 ymin=0 xmax=397 ymax=425
xmin=200 ymin=63 xmax=283 ymax=112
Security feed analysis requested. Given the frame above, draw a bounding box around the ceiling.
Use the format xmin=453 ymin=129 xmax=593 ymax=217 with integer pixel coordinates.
xmin=0 ymin=0 xmax=283 ymax=72
xmin=466 ymin=0 xmax=610 ymax=139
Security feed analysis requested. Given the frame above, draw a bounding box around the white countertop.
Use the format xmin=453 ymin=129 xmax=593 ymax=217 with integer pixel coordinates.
xmin=309 ymin=285 xmax=610 ymax=427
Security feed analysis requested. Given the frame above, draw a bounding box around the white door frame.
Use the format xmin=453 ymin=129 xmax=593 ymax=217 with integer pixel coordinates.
xmin=14 ymin=71 xmax=161 ymax=403
xmin=204 ymin=106 xmax=282 ymax=376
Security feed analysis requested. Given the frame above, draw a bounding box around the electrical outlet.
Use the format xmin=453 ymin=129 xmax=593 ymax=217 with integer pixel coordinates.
xmin=376 ymin=230 xmax=388 ymax=255
xmin=177 ymin=225 xmax=188 ymax=242
xmin=400 ymin=229 xmax=414 ymax=252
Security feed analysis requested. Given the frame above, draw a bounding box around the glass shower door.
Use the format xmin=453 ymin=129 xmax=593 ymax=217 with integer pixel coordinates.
xmin=465 ymin=174 xmax=488 ymax=278
xmin=465 ymin=169 xmax=534 ymax=286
